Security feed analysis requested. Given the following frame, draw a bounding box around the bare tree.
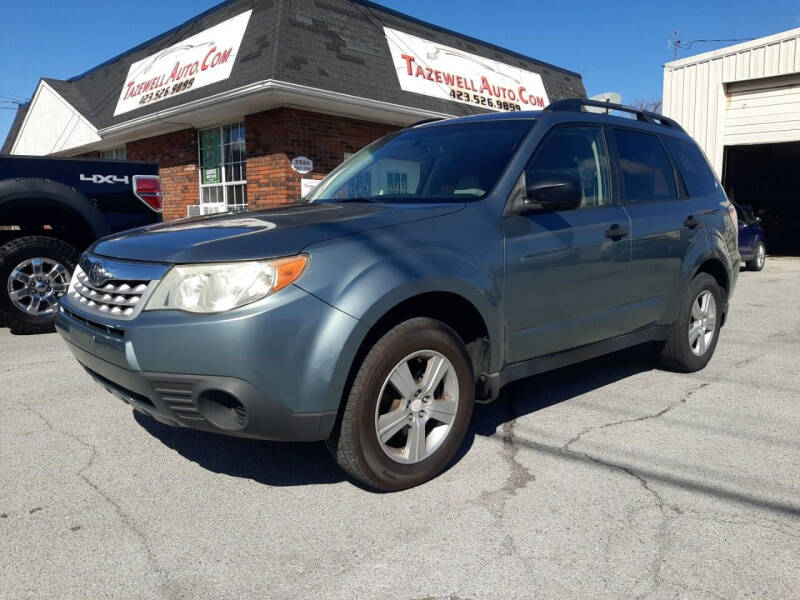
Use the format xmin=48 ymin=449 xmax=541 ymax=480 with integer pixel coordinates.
xmin=631 ymin=98 xmax=663 ymax=113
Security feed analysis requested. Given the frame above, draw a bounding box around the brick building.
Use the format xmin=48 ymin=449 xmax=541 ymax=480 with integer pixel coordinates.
xmin=2 ymin=0 xmax=585 ymax=220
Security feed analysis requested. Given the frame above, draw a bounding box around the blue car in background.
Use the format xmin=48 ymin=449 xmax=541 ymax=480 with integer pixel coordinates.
xmin=733 ymin=202 xmax=767 ymax=271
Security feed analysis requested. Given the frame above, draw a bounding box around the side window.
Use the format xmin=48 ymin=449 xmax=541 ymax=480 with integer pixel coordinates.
xmin=525 ymin=126 xmax=612 ymax=208
xmin=663 ymin=136 xmax=718 ymax=197
xmin=613 ymin=129 xmax=678 ymax=203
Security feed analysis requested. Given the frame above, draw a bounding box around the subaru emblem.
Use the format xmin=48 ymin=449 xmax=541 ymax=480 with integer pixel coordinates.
xmin=89 ymin=262 xmax=107 ymax=286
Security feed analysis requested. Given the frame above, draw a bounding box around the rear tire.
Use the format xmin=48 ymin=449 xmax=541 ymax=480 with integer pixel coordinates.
xmin=659 ymin=273 xmax=722 ymax=372
xmin=327 ymin=317 xmax=474 ymax=491
xmin=0 ymin=236 xmax=79 ymax=334
xmin=747 ymin=241 xmax=766 ymax=271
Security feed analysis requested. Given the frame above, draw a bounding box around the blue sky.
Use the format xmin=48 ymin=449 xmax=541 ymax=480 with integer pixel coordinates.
xmin=2 ymin=0 xmax=799 ymax=144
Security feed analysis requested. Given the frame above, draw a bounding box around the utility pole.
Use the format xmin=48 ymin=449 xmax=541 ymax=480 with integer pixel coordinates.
xmin=673 ymin=30 xmax=679 ymax=61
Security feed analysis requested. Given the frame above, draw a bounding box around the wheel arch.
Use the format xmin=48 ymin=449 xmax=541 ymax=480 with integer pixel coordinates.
xmin=360 ymin=290 xmax=491 ymax=369
xmin=0 ymin=178 xmax=109 ymax=250
xmin=691 ymin=254 xmax=732 ymax=327
xmin=325 ymin=287 xmax=496 ymax=431
xmin=694 ymin=257 xmax=729 ymax=296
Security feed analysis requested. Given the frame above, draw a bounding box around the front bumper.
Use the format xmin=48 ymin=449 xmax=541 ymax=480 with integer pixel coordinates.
xmin=56 ymin=283 xmax=367 ymax=442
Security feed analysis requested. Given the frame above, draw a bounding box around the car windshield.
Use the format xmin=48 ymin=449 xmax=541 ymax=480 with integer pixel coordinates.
xmin=307 ymin=120 xmax=533 ymax=203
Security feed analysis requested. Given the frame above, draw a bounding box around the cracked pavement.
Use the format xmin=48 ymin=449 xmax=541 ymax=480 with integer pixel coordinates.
xmin=2 ymin=258 xmax=799 ymax=599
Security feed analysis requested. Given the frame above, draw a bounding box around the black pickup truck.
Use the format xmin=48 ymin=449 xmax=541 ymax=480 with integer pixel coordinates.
xmin=0 ymin=155 xmax=161 ymax=333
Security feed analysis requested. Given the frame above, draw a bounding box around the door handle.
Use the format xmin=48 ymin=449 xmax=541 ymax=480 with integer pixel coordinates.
xmin=605 ymin=224 xmax=629 ymax=239
xmin=684 ymin=215 xmax=702 ymax=229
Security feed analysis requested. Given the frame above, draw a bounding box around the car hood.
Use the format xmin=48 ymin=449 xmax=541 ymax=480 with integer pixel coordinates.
xmin=90 ymin=201 xmax=465 ymax=263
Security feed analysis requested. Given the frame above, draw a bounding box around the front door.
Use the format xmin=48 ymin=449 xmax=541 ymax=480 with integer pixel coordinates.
xmin=504 ymin=125 xmax=631 ymax=363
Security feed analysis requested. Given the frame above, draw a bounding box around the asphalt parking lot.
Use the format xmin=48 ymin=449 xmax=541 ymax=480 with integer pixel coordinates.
xmin=1 ymin=258 xmax=799 ymax=600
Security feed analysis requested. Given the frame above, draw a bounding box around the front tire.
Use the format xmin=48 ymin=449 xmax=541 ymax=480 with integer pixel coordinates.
xmin=659 ymin=273 xmax=722 ymax=372
xmin=327 ymin=317 xmax=474 ymax=491
xmin=0 ymin=236 xmax=78 ymax=334
xmin=747 ymin=241 xmax=766 ymax=271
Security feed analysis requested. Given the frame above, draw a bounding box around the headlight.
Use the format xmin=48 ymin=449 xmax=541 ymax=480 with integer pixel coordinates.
xmin=145 ymin=255 xmax=308 ymax=313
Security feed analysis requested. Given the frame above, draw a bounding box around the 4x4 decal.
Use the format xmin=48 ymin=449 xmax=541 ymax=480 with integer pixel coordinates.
xmin=79 ymin=174 xmax=130 ymax=185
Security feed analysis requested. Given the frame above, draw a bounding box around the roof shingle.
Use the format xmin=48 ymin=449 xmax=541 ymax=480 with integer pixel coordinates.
xmin=4 ymin=0 xmax=586 ymax=150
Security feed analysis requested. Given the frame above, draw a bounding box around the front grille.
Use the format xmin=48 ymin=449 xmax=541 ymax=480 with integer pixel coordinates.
xmin=70 ymin=264 xmax=151 ymax=317
xmin=61 ymin=306 xmax=125 ymax=337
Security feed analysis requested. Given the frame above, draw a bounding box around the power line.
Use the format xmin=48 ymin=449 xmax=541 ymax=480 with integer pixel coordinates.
xmin=0 ymin=96 xmax=29 ymax=105
xmin=669 ymin=30 xmax=755 ymax=60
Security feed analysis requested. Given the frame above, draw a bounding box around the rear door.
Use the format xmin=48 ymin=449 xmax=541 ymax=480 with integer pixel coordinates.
xmin=503 ymin=125 xmax=631 ymax=362
xmin=610 ymin=128 xmax=705 ymax=332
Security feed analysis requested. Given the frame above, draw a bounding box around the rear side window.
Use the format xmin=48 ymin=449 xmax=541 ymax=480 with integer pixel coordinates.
xmin=664 ymin=137 xmax=718 ymax=197
xmin=613 ymin=129 xmax=677 ymax=203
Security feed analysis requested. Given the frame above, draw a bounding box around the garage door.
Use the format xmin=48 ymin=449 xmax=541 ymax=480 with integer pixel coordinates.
xmin=724 ymin=74 xmax=800 ymax=146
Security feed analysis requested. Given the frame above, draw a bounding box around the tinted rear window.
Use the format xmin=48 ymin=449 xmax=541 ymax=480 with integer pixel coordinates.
xmin=664 ymin=136 xmax=718 ymax=197
xmin=613 ymin=129 xmax=678 ymax=202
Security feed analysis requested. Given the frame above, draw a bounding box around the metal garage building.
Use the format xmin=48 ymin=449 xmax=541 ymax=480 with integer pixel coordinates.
xmin=663 ymin=27 xmax=800 ymax=254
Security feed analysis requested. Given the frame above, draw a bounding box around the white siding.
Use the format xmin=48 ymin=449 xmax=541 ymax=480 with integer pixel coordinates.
xmin=663 ymin=27 xmax=800 ymax=176
xmin=10 ymin=81 xmax=99 ymax=156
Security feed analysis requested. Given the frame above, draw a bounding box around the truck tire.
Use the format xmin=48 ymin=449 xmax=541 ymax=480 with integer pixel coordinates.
xmin=659 ymin=273 xmax=722 ymax=372
xmin=0 ymin=236 xmax=78 ymax=334
xmin=327 ymin=317 xmax=474 ymax=491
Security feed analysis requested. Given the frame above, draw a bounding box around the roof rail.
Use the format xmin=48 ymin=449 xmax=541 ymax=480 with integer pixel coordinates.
xmin=544 ymin=98 xmax=683 ymax=131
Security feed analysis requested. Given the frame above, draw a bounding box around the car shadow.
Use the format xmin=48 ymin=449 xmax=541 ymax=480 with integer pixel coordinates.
xmin=469 ymin=345 xmax=656 ymax=439
xmin=132 ymin=345 xmax=656 ymax=490
xmin=133 ymin=411 xmax=348 ymax=487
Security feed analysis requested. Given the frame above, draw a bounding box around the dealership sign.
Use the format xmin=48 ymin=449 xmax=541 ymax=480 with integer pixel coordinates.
xmin=384 ymin=27 xmax=549 ymax=112
xmin=114 ymin=10 xmax=252 ymax=116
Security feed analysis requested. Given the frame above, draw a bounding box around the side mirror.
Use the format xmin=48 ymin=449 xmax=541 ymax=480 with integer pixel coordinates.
xmin=519 ymin=172 xmax=581 ymax=214
xmin=754 ymin=216 xmax=762 ymax=224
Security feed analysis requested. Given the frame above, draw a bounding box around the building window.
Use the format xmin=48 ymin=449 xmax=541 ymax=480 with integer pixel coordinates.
xmin=100 ymin=146 xmax=126 ymax=160
xmin=198 ymin=122 xmax=247 ymax=211
xmin=387 ymin=172 xmax=408 ymax=194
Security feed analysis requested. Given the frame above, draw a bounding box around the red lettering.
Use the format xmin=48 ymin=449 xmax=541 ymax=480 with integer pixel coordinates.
xmin=202 ymin=46 xmax=218 ymax=71
xmin=415 ymin=65 xmax=425 ymax=78
xmin=518 ymin=86 xmax=528 ymax=104
xmin=216 ymin=47 xmax=232 ymax=66
xmin=401 ymin=54 xmax=415 ymax=75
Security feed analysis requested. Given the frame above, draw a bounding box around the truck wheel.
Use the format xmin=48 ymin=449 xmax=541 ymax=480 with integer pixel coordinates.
xmin=0 ymin=236 xmax=78 ymax=334
xmin=659 ymin=273 xmax=722 ymax=372
xmin=747 ymin=242 xmax=766 ymax=271
xmin=327 ymin=317 xmax=474 ymax=491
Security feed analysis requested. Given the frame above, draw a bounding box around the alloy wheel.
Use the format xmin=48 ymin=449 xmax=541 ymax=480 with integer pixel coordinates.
xmin=6 ymin=257 xmax=70 ymax=316
xmin=374 ymin=350 xmax=460 ymax=464
xmin=688 ymin=290 xmax=717 ymax=356
xmin=756 ymin=244 xmax=766 ymax=269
